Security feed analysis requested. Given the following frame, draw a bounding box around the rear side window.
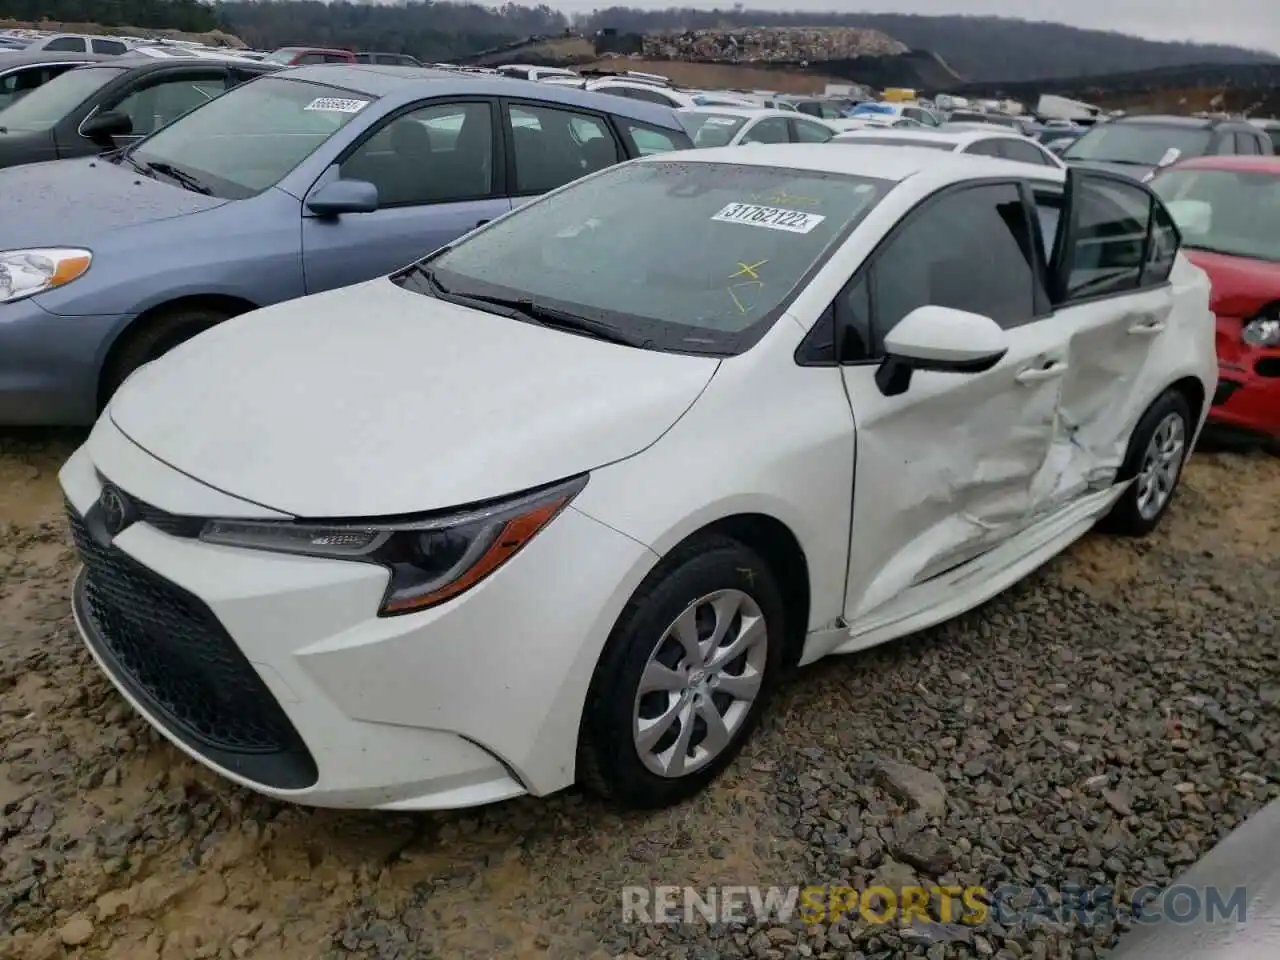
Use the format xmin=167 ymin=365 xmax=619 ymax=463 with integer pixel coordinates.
xmin=999 ymin=138 xmax=1053 ymax=166
xmin=792 ymin=119 xmax=832 ymax=143
xmin=623 ymin=85 xmax=678 ymax=107
xmin=741 ymin=116 xmax=789 ymax=145
xmin=92 ymin=39 xmax=127 ymax=55
xmin=616 ymin=118 xmax=687 ymax=156
xmin=964 ymin=139 xmax=1003 ymax=158
xmin=507 ymin=103 xmax=619 ymax=193
xmin=1234 ymin=131 xmax=1260 ymax=155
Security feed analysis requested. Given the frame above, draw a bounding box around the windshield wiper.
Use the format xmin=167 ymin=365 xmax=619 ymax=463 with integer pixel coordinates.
xmin=402 ymin=264 xmax=648 ymax=348
xmin=457 ymin=291 xmax=647 ymax=348
xmin=143 ymin=160 xmax=212 ymax=195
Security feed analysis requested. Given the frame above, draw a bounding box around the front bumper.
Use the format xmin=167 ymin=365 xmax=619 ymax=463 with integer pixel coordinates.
xmin=0 ymin=297 xmax=132 ymax=426
xmin=60 ymin=424 xmax=656 ymax=810
xmin=1209 ymin=318 xmax=1280 ymax=441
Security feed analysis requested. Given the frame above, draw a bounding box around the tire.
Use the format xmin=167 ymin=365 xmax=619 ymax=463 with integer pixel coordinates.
xmin=578 ymin=534 xmax=787 ymax=809
xmin=99 ymin=306 xmax=230 ymax=408
xmin=1098 ymin=389 xmax=1192 ymax=537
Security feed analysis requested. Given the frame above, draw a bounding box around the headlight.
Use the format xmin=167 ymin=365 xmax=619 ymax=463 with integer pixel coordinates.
xmin=0 ymin=248 xmax=93 ymax=304
xmin=198 ymin=475 xmax=587 ymax=616
xmin=1242 ymin=311 xmax=1280 ymax=348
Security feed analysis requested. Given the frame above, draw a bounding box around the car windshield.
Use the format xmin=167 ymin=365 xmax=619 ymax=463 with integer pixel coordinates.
xmin=0 ymin=65 xmax=124 ymax=131
xmin=125 ymin=76 xmax=371 ymax=200
xmin=1063 ymin=124 xmax=1213 ymax=165
xmin=405 ymin=159 xmax=893 ymax=356
xmin=678 ymin=112 xmax=747 ymax=147
xmin=1151 ymin=168 xmax=1280 ymax=262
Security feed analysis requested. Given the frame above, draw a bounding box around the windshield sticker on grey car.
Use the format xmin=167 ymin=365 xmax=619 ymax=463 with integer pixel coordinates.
xmin=304 ymin=97 xmax=370 ymax=114
xmin=711 ymin=202 xmax=826 ymax=234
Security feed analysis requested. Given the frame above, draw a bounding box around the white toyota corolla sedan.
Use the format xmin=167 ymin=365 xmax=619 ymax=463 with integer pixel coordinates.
xmin=60 ymin=145 xmax=1217 ymax=812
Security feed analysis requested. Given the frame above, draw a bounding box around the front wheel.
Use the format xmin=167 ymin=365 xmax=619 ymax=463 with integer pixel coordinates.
xmin=578 ymin=535 xmax=787 ymax=808
xmin=1099 ymin=389 xmax=1192 ymax=536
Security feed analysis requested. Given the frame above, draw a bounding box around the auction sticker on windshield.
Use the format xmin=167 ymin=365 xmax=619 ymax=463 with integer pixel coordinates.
xmin=712 ymin=202 xmax=826 ymax=234
xmin=304 ymin=97 xmax=370 ymax=113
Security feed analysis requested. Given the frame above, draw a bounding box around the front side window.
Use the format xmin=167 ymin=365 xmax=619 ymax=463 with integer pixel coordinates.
xmin=127 ymin=76 xmax=370 ymax=199
xmin=341 ymin=101 xmax=495 ymax=205
xmin=0 ymin=65 xmax=125 ymax=131
xmin=507 ymin=103 xmax=617 ymax=194
xmin=407 ymin=160 xmax=892 ymax=355
xmin=740 ymin=117 xmax=789 ymax=145
xmin=44 ymin=36 xmax=86 ymax=52
xmin=678 ymin=112 xmax=747 ymax=148
xmin=1152 ymin=167 xmax=1280 ymax=262
xmin=107 ymin=73 xmax=230 ymax=137
xmin=854 ymin=183 xmax=1038 ymax=354
xmin=1063 ymin=123 xmax=1213 ymax=166
xmin=1233 ymin=131 xmax=1260 ymax=155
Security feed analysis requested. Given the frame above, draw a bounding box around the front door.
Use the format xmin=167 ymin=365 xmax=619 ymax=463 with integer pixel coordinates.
xmin=1033 ymin=168 xmax=1181 ymax=508
xmin=300 ymin=98 xmax=510 ymax=294
xmin=836 ymin=181 xmax=1069 ymax=621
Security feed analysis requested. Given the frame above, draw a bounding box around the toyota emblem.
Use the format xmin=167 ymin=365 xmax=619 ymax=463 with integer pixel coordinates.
xmin=99 ymin=484 xmax=134 ymax=537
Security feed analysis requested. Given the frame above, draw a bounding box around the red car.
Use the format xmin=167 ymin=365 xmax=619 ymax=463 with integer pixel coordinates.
xmin=1150 ymin=155 xmax=1280 ymax=447
xmin=263 ymin=47 xmax=356 ymax=66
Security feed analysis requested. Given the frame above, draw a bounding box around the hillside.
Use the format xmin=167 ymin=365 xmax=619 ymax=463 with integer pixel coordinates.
xmin=2 ymin=1 xmax=1273 ymax=82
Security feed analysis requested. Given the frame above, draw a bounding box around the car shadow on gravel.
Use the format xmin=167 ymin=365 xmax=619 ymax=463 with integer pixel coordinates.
xmin=1 ymin=445 xmax=1277 ymax=960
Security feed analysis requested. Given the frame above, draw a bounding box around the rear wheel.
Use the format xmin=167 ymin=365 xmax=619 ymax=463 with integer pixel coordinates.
xmin=99 ymin=305 xmax=230 ymax=409
xmin=578 ymin=535 xmax=786 ymax=808
xmin=1099 ymin=389 xmax=1192 ymax=536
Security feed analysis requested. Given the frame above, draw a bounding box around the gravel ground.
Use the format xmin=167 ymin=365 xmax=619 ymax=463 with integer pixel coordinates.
xmin=1 ymin=429 xmax=1278 ymax=960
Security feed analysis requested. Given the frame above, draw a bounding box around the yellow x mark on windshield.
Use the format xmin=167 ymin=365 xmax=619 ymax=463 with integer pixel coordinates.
xmin=729 ymin=259 xmax=768 ymax=281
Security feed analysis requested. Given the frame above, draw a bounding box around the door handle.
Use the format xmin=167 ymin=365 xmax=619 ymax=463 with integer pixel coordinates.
xmin=1016 ymin=361 xmax=1068 ymax=384
xmin=1127 ymin=316 xmax=1167 ymax=336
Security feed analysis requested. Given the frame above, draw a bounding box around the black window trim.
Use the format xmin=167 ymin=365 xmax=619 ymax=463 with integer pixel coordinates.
xmin=499 ymin=95 xmax=626 ymax=199
xmin=76 ymin=64 xmax=234 ymax=140
xmin=798 ymin=176 xmax=1052 ymax=367
xmin=327 ymin=95 xmax=504 ymax=208
xmin=1046 ymin=167 xmax=1179 ymax=309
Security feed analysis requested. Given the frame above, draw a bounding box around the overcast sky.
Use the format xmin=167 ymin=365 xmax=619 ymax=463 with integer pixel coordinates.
xmin=541 ymin=1 xmax=1279 ymax=54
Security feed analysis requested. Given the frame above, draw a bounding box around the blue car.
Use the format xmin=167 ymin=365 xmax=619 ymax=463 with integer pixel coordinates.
xmin=0 ymin=64 xmax=693 ymax=425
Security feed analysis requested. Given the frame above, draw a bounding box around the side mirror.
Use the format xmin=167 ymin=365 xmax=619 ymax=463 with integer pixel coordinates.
xmin=306 ymin=179 xmax=379 ymax=217
xmin=81 ymin=110 xmax=132 ymax=143
xmin=875 ymin=305 xmax=1009 ymax=397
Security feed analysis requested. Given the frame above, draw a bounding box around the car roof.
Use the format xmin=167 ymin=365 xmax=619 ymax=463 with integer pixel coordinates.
xmin=111 ymin=53 xmax=279 ymax=70
xmin=1163 ymin=154 xmax=1280 ymax=174
xmin=1114 ymin=114 xmax=1220 ymax=128
xmin=836 ymin=128 xmax=1012 ymax=146
xmin=280 ymin=64 xmax=686 ymax=128
xmin=638 ymin=142 xmax=1065 ymax=184
xmin=679 ymin=105 xmax=788 ymax=120
xmin=0 ymin=49 xmax=115 ymax=67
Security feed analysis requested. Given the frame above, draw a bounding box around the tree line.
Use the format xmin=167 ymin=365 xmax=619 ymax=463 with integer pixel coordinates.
xmin=1 ymin=0 xmax=1275 ymax=81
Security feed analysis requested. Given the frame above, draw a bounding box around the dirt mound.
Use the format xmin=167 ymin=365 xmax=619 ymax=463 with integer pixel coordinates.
xmin=577 ymin=58 xmax=843 ymax=94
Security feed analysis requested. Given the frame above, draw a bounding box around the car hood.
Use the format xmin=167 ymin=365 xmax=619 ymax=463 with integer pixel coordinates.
xmin=1064 ymin=158 xmax=1156 ymax=181
xmin=1182 ymin=248 xmax=1280 ymax=317
xmin=0 ymin=155 xmax=227 ymax=247
xmin=109 ymin=278 xmax=720 ymax=518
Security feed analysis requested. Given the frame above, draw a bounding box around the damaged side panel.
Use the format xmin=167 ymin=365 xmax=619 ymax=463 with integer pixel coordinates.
xmin=837 ymin=312 xmax=1067 ymax=623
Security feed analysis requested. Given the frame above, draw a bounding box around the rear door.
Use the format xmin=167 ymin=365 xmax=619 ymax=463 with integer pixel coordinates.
xmin=502 ymin=98 xmax=625 ymax=208
xmin=1033 ymin=168 xmax=1181 ymax=506
xmin=834 ymin=180 xmax=1069 ymax=621
xmin=300 ymin=97 xmax=510 ymax=293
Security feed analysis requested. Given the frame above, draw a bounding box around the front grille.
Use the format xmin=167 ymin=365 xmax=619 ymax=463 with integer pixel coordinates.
xmin=68 ymin=501 xmax=317 ymax=790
